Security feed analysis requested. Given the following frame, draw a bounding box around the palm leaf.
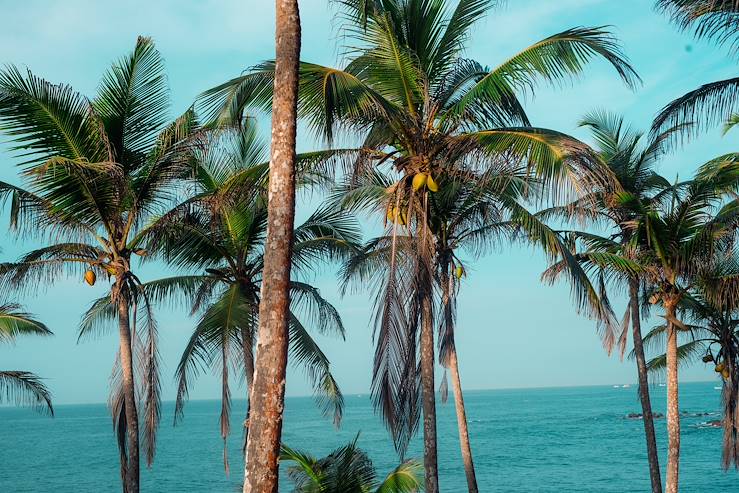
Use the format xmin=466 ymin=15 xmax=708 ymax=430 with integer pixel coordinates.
xmin=94 ymin=36 xmax=169 ymax=164
xmin=0 ymin=371 xmax=53 ymax=415
xmin=0 ymin=303 xmax=52 ymax=341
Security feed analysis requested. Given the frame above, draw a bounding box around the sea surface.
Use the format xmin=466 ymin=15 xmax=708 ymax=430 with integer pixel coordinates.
xmin=1 ymin=382 xmax=737 ymax=492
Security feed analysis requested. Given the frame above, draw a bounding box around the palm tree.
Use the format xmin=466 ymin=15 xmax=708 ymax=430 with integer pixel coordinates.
xmin=338 ymin=166 xmax=614 ymax=493
xmin=544 ymin=155 xmax=739 ymax=493
xmin=201 ymin=2 xmax=639 ymax=489
xmin=241 ymin=1 xmax=302 ymax=491
xmin=0 ymin=37 xmax=196 ymax=492
xmin=281 ymin=437 xmax=422 ymax=493
xmin=653 ymin=0 xmax=739 ymax=137
xmin=539 ymin=111 xmax=684 ymax=492
xmin=89 ymin=123 xmax=359 ymax=475
xmin=641 ymin=252 xmax=739 ymax=470
xmin=0 ymin=302 xmax=53 ymax=415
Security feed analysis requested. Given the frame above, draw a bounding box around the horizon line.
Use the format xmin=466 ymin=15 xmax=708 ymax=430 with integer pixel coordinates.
xmin=27 ymin=378 xmax=719 ymax=408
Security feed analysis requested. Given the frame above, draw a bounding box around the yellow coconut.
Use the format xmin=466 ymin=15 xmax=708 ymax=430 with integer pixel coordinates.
xmin=716 ymin=363 xmax=726 ymax=372
xmin=455 ymin=265 xmax=464 ymax=279
xmin=388 ymin=207 xmax=407 ymax=225
xmin=723 ymin=368 xmax=731 ymax=379
xmin=397 ymin=209 xmax=407 ymax=226
xmin=426 ymin=174 xmax=439 ymax=192
xmin=84 ymin=270 xmax=96 ymax=286
xmin=412 ymin=173 xmax=428 ymax=191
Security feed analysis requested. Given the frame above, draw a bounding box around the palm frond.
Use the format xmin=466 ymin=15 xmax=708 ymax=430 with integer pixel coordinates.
xmin=0 ymin=371 xmax=53 ymax=415
xmin=94 ymin=36 xmax=169 ymax=164
xmin=451 ymin=27 xmax=639 ymax=118
xmin=651 ymin=76 xmax=739 ymax=138
xmin=0 ymin=303 xmax=52 ymax=341
xmin=0 ymin=65 xmax=106 ymax=167
xmin=656 ymin=0 xmax=739 ymax=53
xmin=288 ymin=313 xmax=345 ymax=426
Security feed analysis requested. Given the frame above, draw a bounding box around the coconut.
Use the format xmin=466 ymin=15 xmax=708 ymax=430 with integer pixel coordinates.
xmin=702 ymin=354 xmax=714 ymax=363
xmin=723 ymin=368 xmax=731 ymax=379
xmin=455 ymin=265 xmax=464 ymax=279
xmin=388 ymin=207 xmax=406 ymax=225
xmin=426 ymin=175 xmax=439 ymax=192
xmin=412 ymin=173 xmax=428 ymax=191
xmin=84 ymin=270 xmax=96 ymax=286
xmin=716 ymin=363 xmax=726 ymax=372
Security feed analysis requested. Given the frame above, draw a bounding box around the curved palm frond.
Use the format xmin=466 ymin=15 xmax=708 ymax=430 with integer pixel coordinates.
xmin=0 ymin=303 xmax=52 ymax=341
xmin=0 ymin=371 xmax=53 ymax=415
xmin=288 ymin=313 xmax=345 ymax=426
xmin=656 ymin=0 xmax=739 ymax=53
xmin=449 ymin=27 xmax=640 ymax=120
xmin=651 ymin=76 xmax=739 ymax=138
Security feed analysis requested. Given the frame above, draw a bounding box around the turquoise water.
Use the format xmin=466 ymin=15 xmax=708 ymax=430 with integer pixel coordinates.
xmin=1 ymin=382 xmax=737 ymax=492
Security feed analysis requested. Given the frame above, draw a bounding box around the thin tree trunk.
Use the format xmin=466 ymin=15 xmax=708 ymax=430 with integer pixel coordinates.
xmin=630 ymin=280 xmax=662 ymax=493
xmin=241 ymin=325 xmax=254 ymax=455
xmin=448 ymin=348 xmax=478 ymax=493
xmin=118 ymin=292 xmax=140 ymax=493
xmin=242 ymin=2 xmax=300 ymax=492
xmin=665 ymin=301 xmax=680 ymax=493
xmin=441 ymin=267 xmax=478 ymax=493
xmin=420 ymin=291 xmax=439 ymax=493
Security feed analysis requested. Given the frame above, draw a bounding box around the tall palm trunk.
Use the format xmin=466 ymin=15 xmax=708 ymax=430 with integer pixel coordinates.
xmin=664 ymin=300 xmax=680 ymax=493
xmin=448 ymin=349 xmax=478 ymax=493
xmin=242 ymin=2 xmax=300 ymax=492
xmin=722 ymin=357 xmax=739 ymax=469
xmin=420 ymin=291 xmax=439 ymax=493
xmin=629 ymin=280 xmax=662 ymax=493
xmin=241 ymin=324 xmax=254 ymax=454
xmin=117 ymin=290 xmax=140 ymax=493
xmin=441 ymin=268 xmax=478 ymax=493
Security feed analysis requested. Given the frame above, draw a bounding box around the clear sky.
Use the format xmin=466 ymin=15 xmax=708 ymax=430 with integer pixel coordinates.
xmin=0 ymin=0 xmax=736 ymax=405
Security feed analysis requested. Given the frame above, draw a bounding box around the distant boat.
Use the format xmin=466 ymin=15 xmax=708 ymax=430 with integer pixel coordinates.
xmin=613 ymin=385 xmax=620 ymax=388
xmin=622 ymin=384 xmax=631 ymax=388
xmin=714 ymin=386 xmax=722 ymax=390
xmin=658 ymin=383 xmax=666 ymax=387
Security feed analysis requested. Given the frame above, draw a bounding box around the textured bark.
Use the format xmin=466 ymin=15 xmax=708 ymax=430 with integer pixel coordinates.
xmin=629 ymin=280 xmax=662 ymax=493
xmin=448 ymin=349 xmax=478 ymax=493
xmin=420 ymin=292 xmax=439 ymax=493
xmin=242 ymin=1 xmax=300 ymax=492
xmin=118 ymin=292 xmax=140 ymax=493
xmin=665 ymin=301 xmax=680 ymax=493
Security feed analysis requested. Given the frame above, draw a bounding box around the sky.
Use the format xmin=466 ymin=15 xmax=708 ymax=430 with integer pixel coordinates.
xmin=0 ymin=0 xmax=737 ymax=406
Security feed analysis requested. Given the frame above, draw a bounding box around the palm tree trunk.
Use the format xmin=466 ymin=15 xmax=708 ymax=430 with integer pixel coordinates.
xmin=117 ymin=291 xmax=140 ymax=493
xmin=664 ymin=300 xmax=680 ymax=493
xmin=242 ymin=2 xmax=300 ymax=492
xmin=448 ymin=348 xmax=478 ymax=493
xmin=440 ymin=267 xmax=478 ymax=493
xmin=241 ymin=325 xmax=254 ymax=455
xmin=420 ymin=291 xmax=439 ymax=493
xmin=629 ymin=280 xmax=662 ymax=493
xmin=721 ymin=357 xmax=739 ymax=469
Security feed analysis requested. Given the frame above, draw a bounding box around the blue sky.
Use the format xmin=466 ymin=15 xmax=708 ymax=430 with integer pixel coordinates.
xmin=0 ymin=0 xmax=736 ymax=405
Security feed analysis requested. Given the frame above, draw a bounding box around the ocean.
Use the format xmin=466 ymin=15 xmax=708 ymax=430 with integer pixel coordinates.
xmin=1 ymin=382 xmax=736 ymax=492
